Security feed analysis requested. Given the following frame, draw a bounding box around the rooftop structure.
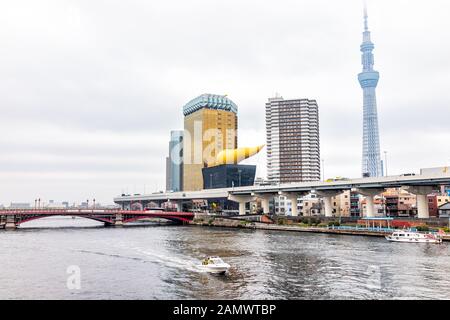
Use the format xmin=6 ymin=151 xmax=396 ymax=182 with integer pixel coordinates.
xmin=183 ymin=94 xmax=238 ymax=116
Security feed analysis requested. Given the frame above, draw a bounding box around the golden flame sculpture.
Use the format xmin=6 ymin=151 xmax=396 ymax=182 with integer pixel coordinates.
xmin=209 ymin=145 xmax=265 ymax=167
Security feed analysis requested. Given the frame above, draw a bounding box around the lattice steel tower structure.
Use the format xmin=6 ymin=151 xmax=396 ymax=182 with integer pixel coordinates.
xmin=358 ymin=5 xmax=382 ymax=177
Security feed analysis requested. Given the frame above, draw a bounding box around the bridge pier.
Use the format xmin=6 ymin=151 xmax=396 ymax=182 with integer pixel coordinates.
xmin=316 ymin=190 xmax=345 ymax=217
xmin=113 ymin=213 xmax=123 ymax=227
xmin=174 ymin=200 xmax=183 ymax=212
xmin=253 ymin=193 xmax=274 ymax=215
xmin=228 ymin=195 xmax=256 ymax=215
xmin=405 ymin=186 xmax=436 ymax=219
xmin=279 ymin=192 xmax=309 ymax=217
xmin=354 ymin=188 xmax=384 ymax=218
xmin=167 ymin=200 xmax=183 ymax=212
xmin=4 ymin=215 xmax=17 ymax=230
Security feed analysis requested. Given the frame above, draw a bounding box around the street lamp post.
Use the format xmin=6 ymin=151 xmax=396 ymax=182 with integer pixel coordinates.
xmin=93 ymin=199 xmax=96 ymax=209
xmin=384 ymin=151 xmax=388 ymax=176
xmin=321 ymin=159 xmax=325 ymax=181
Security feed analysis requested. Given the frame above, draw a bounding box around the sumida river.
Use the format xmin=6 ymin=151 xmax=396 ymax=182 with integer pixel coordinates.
xmin=1 ymin=217 xmax=449 ymax=299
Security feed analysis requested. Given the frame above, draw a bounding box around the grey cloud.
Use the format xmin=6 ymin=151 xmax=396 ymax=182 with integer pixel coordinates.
xmin=0 ymin=0 xmax=449 ymax=204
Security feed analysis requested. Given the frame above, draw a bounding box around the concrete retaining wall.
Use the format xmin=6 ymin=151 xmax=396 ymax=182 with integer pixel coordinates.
xmin=190 ymin=217 xmax=450 ymax=241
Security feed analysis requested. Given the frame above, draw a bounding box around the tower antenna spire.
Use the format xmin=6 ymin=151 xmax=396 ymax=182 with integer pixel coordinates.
xmin=363 ymin=0 xmax=369 ymax=31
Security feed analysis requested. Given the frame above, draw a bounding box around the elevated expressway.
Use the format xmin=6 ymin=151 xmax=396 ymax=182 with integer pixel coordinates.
xmin=114 ymin=173 xmax=450 ymax=219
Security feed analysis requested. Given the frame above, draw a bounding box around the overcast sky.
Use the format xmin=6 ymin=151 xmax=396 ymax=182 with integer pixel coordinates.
xmin=1 ymin=0 xmax=449 ymax=205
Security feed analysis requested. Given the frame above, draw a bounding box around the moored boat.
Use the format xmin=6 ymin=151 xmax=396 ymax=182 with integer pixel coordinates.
xmin=385 ymin=230 xmax=442 ymax=244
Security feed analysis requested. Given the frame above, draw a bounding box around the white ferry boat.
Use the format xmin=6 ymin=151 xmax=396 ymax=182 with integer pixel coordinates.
xmin=198 ymin=256 xmax=230 ymax=274
xmin=385 ymin=230 xmax=442 ymax=244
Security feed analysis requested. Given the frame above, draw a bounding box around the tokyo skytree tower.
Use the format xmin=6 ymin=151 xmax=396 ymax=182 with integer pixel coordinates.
xmin=358 ymin=5 xmax=382 ymax=177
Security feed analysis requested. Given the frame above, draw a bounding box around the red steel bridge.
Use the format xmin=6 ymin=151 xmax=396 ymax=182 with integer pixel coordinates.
xmin=0 ymin=209 xmax=194 ymax=230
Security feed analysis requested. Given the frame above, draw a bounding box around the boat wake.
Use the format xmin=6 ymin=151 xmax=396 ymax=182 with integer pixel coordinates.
xmin=129 ymin=246 xmax=206 ymax=273
xmin=75 ymin=243 xmax=219 ymax=273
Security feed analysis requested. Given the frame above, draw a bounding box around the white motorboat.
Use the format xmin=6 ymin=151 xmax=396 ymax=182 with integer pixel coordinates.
xmin=198 ymin=256 xmax=230 ymax=274
xmin=385 ymin=230 xmax=442 ymax=244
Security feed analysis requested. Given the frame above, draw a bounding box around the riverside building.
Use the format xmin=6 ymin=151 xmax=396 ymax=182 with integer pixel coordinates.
xmin=183 ymin=94 xmax=238 ymax=191
xmin=265 ymin=96 xmax=321 ymax=183
xmin=166 ymin=130 xmax=184 ymax=192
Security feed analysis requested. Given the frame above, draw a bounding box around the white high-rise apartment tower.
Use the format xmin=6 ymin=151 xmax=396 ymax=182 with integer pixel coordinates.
xmin=265 ymin=96 xmax=321 ymax=183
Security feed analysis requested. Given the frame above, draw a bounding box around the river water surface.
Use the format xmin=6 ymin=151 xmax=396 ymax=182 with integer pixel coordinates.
xmin=1 ymin=217 xmax=449 ymax=299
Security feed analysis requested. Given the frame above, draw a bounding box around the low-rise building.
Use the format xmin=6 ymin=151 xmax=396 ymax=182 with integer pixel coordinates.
xmin=45 ymin=200 xmax=69 ymax=209
xmin=428 ymin=194 xmax=450 ymax=217
xmin=9 ymin=203 xmax=31 ymax=209
xmin=438 ymin=203 xmax=450 ymax=218
xmin=273 ymin=193 xmax=321 ymax=216
xmin=273 ymin=191 xmax=351 ymax=217
xmin=350 ymin=192 xmax=361 ymax=217
xmin=361 ymin=197 xmax=385 ymax=217
xmin=273 ymin=195 xmax=301 ymax=215
xmin=383 ymin=188 xmax=416 ymax=217
xmin=79 ymin=202 xmax=89 ymax=209
xmin=331 ymin=190 xmax=351 ymax=217
xmin=301 ymin=197 xmax=321 ymax=216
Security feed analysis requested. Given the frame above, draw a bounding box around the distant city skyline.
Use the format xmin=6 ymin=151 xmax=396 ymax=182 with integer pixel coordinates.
xmin=1 ymin=0 xmax=450 ymax=204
